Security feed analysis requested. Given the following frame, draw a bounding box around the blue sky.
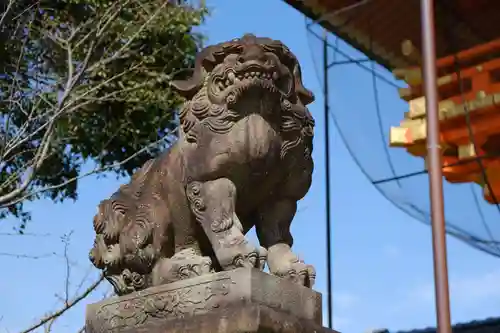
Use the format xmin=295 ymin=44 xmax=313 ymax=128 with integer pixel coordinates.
xmin=1 ymin=1 xmax=500 ymax=333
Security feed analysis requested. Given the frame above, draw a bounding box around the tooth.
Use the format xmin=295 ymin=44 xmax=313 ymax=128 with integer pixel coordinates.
xmin=228 ymin=72 xmax=235 ymax=83
xmin=251 ymin=72 xmax=256 ymax=76
xmin=225 ymin=80 xmax=230 ymax=86
xmin=272 ymin=72 xmax=278 ymax=80
xmin=245 ymin=72 xmax=250 ymax=78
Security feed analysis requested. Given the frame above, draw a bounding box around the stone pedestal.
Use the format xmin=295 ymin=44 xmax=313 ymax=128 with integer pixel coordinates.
xmin=86 ymin=268 xmax=340 ymax=333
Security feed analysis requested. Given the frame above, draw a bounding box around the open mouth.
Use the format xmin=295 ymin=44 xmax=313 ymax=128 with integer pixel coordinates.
xmin=212 ymin=65 xmax=291 ymax=96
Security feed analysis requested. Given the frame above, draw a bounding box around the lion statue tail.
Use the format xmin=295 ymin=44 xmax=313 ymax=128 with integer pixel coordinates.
xmin=89 ymin=159 xmax=157 ymax=295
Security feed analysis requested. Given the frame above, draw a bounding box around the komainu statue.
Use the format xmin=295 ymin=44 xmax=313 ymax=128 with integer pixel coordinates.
xmin=89 ymin=34 xmax=316 ymax=296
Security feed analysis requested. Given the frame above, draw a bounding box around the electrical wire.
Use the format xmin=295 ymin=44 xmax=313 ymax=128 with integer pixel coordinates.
xmin=322 ymin=30 xmax=333 ymax=330
xmin=446 ymin=33 xmax=500 ymax=254
xmin=307 ymin=27 xmax=403 ymax=90
xmin=435 ymin=0 xmax=500 ymax=253
xmin=373 ymin=154 xmax=500 ymax=185
xmin=303 ymin=12 xmax=500 ymax=258
xmin=368 ymin=13 xmax=402 ymax=189
xmin=310 ymin=0 xmax=372 ymax=27
xmin=305 ymin=16 xmax=336 ymax=330
xmin=304 ymin=5 xmax=379 ymax=329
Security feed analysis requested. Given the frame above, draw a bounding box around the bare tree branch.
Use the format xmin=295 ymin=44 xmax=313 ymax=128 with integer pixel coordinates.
xmin=18 ymin=273 xmax=105 ymax=333
xmin=0 ymin=2 xmax=205 ymax=333
xmin=0 ymin=0 xmax=193 ymax=209
xmin=0 ymin=0 xmax=14 ymax=28
xmin=44 ymin=318 xmax=56 ymax=333
xmin=61 ymin=232 xmax=74 ymax=307
xmin=1 ymin=127 xmax=177 ymax=208
xmin=0 ymin=120 xmax=56 ymax=203
xmin=0 ymin=232 xmax=51 ymax=237
xmin=0 ymin=252 xmax=55 ymax=259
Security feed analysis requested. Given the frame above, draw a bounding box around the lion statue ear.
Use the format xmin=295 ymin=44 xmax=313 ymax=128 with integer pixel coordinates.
xmin=170 ymin=69 xmax=203 ymax=100
xmin=293 ymin=63 xmax=315 ymax=106
xmin=171 ymin=46 xmax=219 ymax=100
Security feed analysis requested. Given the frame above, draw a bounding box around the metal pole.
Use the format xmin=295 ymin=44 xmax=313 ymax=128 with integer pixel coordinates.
xmin=323 ymin=29 xmax=333 ymax=330
xmin=420 ymin=1 xmax=452 ymax=333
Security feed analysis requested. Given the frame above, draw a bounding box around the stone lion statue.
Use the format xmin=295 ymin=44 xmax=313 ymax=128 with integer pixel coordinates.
xmin=89 ymin=34 xmax=316 ymax=296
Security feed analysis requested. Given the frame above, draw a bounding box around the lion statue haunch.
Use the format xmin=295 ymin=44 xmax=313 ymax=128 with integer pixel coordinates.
xmin=89 ymin=34 xmax=316 ymax=296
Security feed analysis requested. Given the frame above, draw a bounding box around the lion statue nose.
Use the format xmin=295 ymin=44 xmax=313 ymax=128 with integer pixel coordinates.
xmin=237 ymin=44 xmax=267 ymax=64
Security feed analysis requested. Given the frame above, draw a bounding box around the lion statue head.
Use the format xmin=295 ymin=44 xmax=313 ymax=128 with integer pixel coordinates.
xmin=172 ymin=34 xmax=315 ymax=158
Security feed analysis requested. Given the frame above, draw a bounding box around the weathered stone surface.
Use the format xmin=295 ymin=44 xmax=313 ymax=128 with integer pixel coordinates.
xmin=88 ymin=33 xmax=317 ymax=296
xmin=86 ymin=268 xmax=337 ymax=333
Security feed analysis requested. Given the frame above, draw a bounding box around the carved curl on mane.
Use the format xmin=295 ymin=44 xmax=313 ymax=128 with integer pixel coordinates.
xmin=177 ymin=85 xmax=239 ymax=143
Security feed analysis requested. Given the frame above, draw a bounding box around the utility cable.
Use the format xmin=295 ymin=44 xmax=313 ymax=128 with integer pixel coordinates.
xmin=322 ymin=30 xmax=333 ymax=330
xmin=368 ymin=13 xmax=402 ymax=189
xmin=447 ymin=31 xmax=500 ymax=254
xmin=303 ymin=11 xmax=500 ymax=258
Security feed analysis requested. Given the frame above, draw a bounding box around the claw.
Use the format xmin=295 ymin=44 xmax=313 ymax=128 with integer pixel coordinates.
xmin=298 ymin=270 xmax=308 ymax=286
xmin=267 ymin=248 xmax=316 ymax=288
xmin=152 ymin=250 xmax=214 ymax=286
xmin=247 ymin=253 xmax=258 ymax=267
xmin=307 ymin=266 xmax=316 ymax=288
xmin=192 ymin=264 xmax=202 ymax=275
xmin=257 ymin=246 xmax=267 ymax=271
xmin=233 ymin=255 xmax=244 ymax=267
xmin=231 ymin=252 xmax=259 ymax=268
xmin=217 ymin=233 xmax=261 ymax=271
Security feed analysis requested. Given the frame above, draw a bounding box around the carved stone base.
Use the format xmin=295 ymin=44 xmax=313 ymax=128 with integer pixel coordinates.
xmin=86 ymin=268 xmax=339 ymax=333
